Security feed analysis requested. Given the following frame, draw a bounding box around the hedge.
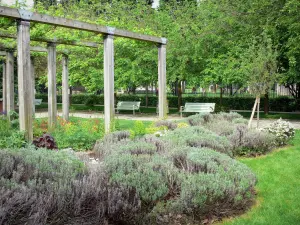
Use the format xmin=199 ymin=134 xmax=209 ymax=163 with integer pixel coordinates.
xmin=35 ymin=93 xmax=297 ymax=112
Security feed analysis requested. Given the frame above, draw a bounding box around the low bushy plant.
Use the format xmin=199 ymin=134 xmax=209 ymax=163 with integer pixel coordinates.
xmin=229 ymin=125 xmax=277 ymax=156
xmin=162 ymin=126 xmax=233 ymax=156
xmin=32 ymin=133 xmax=58 ymax=150
xmin=155 ymin=120 xmax=178 ymax=130
xmin=264 ymin=118 xmax=295 ymax=145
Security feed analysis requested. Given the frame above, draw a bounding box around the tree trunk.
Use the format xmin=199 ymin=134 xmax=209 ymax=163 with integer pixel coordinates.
xmin=177 ymin=80 xmax=182 ymax=111
xmin=264 ymin=90 xmax=269 ymax=114
xmin=220 ymin=86 xmax=223 ymax=106
xmin=248 ymin=97 xmax=258 ymax=128
xmin=230 ymin=84 xmax=233 ymax=96
xmin=69 ymin=87 xmax=72 ymax=105
xmin=213 ymin=84 xmax=217 ymax=93
xmin=145 ymin=84 xmax=149 ymax=108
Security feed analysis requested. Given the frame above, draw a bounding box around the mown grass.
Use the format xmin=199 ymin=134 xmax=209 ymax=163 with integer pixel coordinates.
xmin=220 ymin=130 xmax=300 ymax=225
xmin=237 ymin=112 xmax=300 ymax=120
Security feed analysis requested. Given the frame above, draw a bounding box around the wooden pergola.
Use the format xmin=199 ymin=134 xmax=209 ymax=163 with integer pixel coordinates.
xmin=0 ymin=6 xmax=167 ymax=141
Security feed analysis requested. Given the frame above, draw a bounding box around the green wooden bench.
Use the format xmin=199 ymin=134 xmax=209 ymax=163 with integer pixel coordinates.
xmin=180 ymin=103 xmax=215 ymax=117
xmin=116 ymin=101 xmax=141 ymax=115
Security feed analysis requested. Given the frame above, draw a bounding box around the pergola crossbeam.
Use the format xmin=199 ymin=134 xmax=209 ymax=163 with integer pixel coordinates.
xmin=0 ymin=31 xmax=100 ymax=48
xmin=0 ymin=6 xmax=166 ymax=44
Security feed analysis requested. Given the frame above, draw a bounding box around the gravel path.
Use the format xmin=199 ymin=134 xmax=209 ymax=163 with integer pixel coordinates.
xmin=35 ymin=111 xmax=300 ymax=129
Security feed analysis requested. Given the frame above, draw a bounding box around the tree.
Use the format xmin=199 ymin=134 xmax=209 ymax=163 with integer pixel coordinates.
xmin=240 ymin=33 xmax=278 ymax=128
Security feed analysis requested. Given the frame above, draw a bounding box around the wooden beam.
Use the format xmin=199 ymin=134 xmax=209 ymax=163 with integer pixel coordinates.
xmin=0 ymin=31 xmax=100 ymax=48
xmin=6 ymin=51 xmax=14 ymax=116
xmin=17 ymin=20 xmax=33 ymax=141
xmin=62 ymin=54 xmax=69 ymax=121
xmin=158 ymin=44 xmax=167 ymax=118
xmin=0 ymin=6 xmax=166 ymax=44
xmin=47 ymin=42 xmax=57 ymax=129
xmin=103 ymin=35 xmax=115 ymax=133
xmin=30 ymin=46 xmax=47 ymax=52
xmin=2 ymin=61 xmax=6 ymax=113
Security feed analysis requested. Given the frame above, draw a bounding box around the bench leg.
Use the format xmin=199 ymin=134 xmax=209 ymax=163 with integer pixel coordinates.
xmin=133 ymin=109 xmax=135 ymax=115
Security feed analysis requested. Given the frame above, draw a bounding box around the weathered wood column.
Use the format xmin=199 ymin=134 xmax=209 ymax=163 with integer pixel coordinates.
xmin=17 ymin=20 xmax=33 ymax=141
xmin=103 ymin=34 xmax=115 ymax=133
xmin=2 ymin=61 xmax=6 ymax=113
xmin=6 ymin=51 xmax=14 ymax=116
xmin=158 ymin=40 xmax=167 ymax=118
xmin=62 ymin=54 xmax=69 ymax=121
xmin=30 ymin=56 xmax=35 ymax=115
xmin=47 ymin=42 xmax=57 ymax=129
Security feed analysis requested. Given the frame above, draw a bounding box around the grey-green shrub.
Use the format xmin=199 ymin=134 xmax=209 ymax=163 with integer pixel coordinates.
xmin=229 ymin=125 xmax=277 ymax=156
xmin=186 ymin=112 xmax=243 ymax=127
xmin=148 ymin=146 xmax=256 ymax=222
xmin=0 ymin=147 xmax=141 ymax=224
xmin=104 ymin=153 xmax=177 ymax=203
xmin=155 ymin=120 xmax=178 ymax=130
xmin=162 ymin=126 xmax=233 ymax=156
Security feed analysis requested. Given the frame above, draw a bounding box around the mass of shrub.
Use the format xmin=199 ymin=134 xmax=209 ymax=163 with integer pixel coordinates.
xmin=92 ymin=130 xmax=257 ymax=224
xmin=1 ymin=112 xmax=292 ymax=224
xmin=0 ymin=146 xmax=141 ymax=224
xmin=264 ymin=118 xmax=295 ymax=146
xmin=229 ymin=124 xmax=277 ymax=156
xmin=185 ymin=112 xmax=279 ymax=156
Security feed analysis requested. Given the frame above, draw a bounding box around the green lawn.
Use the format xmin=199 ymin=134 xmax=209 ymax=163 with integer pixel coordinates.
xmin=236 ymin=112 xmax=300 ymax=120
xmin=220 ymin=130 xmax=300 ymax=225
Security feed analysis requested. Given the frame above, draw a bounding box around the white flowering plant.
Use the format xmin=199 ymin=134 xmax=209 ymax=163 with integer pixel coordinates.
xmin=265 ymin=118 xmax=295 ymax=146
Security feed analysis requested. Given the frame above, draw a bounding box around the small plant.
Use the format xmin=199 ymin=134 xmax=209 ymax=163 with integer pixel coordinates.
xmin=265 ymin=118 xmax=295 ymax=145
xmin=132 ymin=120 xmax=146 ymax=136
xmin=155 ymin=120 xmax=177 ymax=130
xmin=33 ymin=133 xmax=58 ymax=150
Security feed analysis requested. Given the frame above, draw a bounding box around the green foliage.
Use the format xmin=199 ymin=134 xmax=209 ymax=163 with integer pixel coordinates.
xmin=0 ymin=115 xmax=26 ymax=149
xmin=132 ymin=120 xmax=146 ymax=136
xmin=34 ymin=117 xmax=105 ymax=150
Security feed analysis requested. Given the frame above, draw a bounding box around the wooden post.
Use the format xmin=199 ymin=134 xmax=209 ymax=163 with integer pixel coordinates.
xmin=62 ymin=54 xmax=69 ymax=121
xmin=30 ymin=56 xmax=35 ymax=115
xmin=47 ymin=42 xmax=57 ymax=129
xmin=6 ymin=51 xmax=14 ymax=116
xmin=17 ymin=20 xmax=33 ymax=141
xmin=158 ymin=43 xmax=167 ymax=118
xmin=248 ymin=97 xmax=258 ymax=128
xmin=103 ymin=34 xmax=114 ymax=133
xmin=2 ymin=61 xmax=6 ymax=113
xmin=257 ymin=97 xmax=260 ymax=128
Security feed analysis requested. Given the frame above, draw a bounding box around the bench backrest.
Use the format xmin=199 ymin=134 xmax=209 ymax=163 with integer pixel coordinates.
xmin=117 ymin=101 xmax=141 ymax=109
xmin=184 ymin=103 xmax=215 ymax=112
xmin=35 ymin=99 xmax=42 ymax=105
